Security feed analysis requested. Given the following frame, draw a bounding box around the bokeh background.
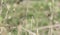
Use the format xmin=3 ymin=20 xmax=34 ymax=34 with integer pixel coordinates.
xmin=0 ymin=0 xmax=60 ymax=35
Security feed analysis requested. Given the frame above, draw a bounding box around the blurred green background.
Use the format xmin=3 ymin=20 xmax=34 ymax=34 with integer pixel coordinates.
xmin=0 ymin=0 xmax=60 ymax=35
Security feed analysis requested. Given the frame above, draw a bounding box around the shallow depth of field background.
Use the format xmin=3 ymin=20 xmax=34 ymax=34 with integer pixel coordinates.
xmin=0 ymin=0 xmax=60 ymax=35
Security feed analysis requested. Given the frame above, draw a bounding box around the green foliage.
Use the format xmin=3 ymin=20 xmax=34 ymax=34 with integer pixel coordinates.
xmin=2 ymin=0 xmax=60 ymax=35
xmin=12 ymin=28 xmax=17 ymax=35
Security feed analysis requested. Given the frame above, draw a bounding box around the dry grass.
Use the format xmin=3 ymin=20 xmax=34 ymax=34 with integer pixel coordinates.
xmin=0 ymin=0 xmax=60 ymax=35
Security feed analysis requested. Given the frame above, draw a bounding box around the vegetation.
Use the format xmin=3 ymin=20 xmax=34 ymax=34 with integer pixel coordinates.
xmin=0 ymin=0 xmax=60 ymax=35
